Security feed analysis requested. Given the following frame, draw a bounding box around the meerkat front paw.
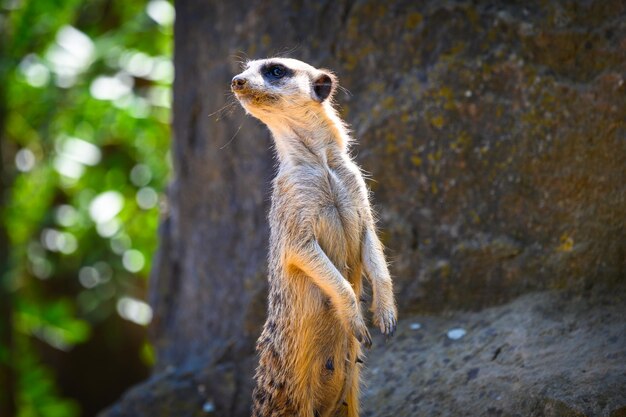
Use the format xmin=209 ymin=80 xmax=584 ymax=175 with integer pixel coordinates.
xmin=373 ymin=305 xmax=397 ymax=337
xmin=350 ymin=316 xmax=372 ymax=348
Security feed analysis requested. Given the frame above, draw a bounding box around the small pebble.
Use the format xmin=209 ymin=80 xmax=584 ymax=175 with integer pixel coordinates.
xmin=410 ymin=322 xmax=421 ymax=330
xmin=203 ymin=400 xmax=215 ymax=413
xmin=447 ymin=328 xmax=467 ymax=340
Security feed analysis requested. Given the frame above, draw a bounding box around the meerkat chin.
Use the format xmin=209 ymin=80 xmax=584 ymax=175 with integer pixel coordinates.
xmin=232 ymin=57 xmax=397 ymax=417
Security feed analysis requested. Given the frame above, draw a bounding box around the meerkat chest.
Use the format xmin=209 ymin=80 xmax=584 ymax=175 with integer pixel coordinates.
xmin=314 ymin=166 xmax=363 ymax=271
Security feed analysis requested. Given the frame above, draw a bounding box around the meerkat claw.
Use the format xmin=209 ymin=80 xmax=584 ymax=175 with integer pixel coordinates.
xmin=356 ymin=327 xmax=372 ymax=348
xmin=390 ymin=316 xmax=397 ymax=336
xmin=379 ymin=311 xmax=397 ymax=337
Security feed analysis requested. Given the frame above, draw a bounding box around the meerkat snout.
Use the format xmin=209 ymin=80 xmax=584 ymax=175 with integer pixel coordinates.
xmin=231 ymin=75 xmax=247 ymax=90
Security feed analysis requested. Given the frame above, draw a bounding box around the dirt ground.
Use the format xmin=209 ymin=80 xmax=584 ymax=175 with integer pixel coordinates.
xmin=362 ymin=285 xmax=626 ymax=417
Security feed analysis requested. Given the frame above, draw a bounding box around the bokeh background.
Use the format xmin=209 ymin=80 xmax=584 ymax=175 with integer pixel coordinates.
xmin=0 ymin=0 xmax=173 ymax=416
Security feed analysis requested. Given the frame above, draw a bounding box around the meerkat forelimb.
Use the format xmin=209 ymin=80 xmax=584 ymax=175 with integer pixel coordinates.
xmin=289 ymin=239 xmax=372 ymax=347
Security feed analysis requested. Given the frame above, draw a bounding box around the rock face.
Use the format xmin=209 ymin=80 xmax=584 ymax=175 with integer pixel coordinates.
xmin=361 ymin=287 xmax=626 ymax=417
xmin=103 ymin=286 xmax=626 ymax=417
xmin=100 ymin=1 xmax=625 ymax=416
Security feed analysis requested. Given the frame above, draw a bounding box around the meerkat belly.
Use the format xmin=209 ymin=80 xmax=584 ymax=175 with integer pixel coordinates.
xmin=301 ymin=185 xmax=362 ymax=413
xmin=287 ymin=276 xmax=353 ymax=414
xmin=315 ymin=180 xmax=363 ymax=278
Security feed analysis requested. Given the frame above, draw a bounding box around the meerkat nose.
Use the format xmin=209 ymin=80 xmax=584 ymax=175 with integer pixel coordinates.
xmin=231 ymin=76 xmax=248 ymax=90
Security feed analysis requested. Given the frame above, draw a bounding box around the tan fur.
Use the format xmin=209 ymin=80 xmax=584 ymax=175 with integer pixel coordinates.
xmin=231 ymin=58 xmax=397 ymax=417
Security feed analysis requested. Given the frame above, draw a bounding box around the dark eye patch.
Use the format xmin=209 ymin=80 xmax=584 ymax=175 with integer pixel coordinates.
xmin=261 ymin=63 xmax=293 ymax=82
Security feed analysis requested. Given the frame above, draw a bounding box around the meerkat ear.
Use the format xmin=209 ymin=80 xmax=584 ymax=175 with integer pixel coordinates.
xmin=312 ymin=71 xmax=336 ymax=102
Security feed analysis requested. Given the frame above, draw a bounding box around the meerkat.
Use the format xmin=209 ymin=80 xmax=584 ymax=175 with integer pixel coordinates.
xmin=231 ymin=58 xmax=397 ymax=417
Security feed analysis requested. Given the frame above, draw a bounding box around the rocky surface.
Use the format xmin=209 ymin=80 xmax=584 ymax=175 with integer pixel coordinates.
xmin=362 ymin=286 xmax=626 ymax=417
xmin=100 ymin=0 xmax=625 ymax=416
xmin=101 ymin=286 xmax=626 ymax=416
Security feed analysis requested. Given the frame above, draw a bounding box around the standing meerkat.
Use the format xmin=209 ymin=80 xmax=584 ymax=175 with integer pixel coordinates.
xmin=231 ymin=58 xmax=397 ymax=417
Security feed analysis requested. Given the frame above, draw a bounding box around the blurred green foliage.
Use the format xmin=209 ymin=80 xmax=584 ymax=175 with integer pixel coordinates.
xmin=0 ymin=0 xmax=173 ymax=415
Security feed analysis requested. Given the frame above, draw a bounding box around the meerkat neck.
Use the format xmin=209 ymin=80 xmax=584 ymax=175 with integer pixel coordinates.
xmin=265 ymin=104 xmax=349 ymax=166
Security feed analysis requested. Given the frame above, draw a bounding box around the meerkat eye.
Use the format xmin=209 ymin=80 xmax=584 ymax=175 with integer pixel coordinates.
xmin=267 ymin=65 xmax=286 ymax=78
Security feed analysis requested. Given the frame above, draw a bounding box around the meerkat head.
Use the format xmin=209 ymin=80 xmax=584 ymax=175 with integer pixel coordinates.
xmin=231 ymin=58 xmax=337 ymax=128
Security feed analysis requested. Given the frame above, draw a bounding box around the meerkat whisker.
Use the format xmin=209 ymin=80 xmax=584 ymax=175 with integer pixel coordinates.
xmin=218 ymin=123 xmax=243 ymax=150
xmin=230 ymin=51 xmax=251 ymax=69
xmin=208 ymin=99 xmax=238 ymax=120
